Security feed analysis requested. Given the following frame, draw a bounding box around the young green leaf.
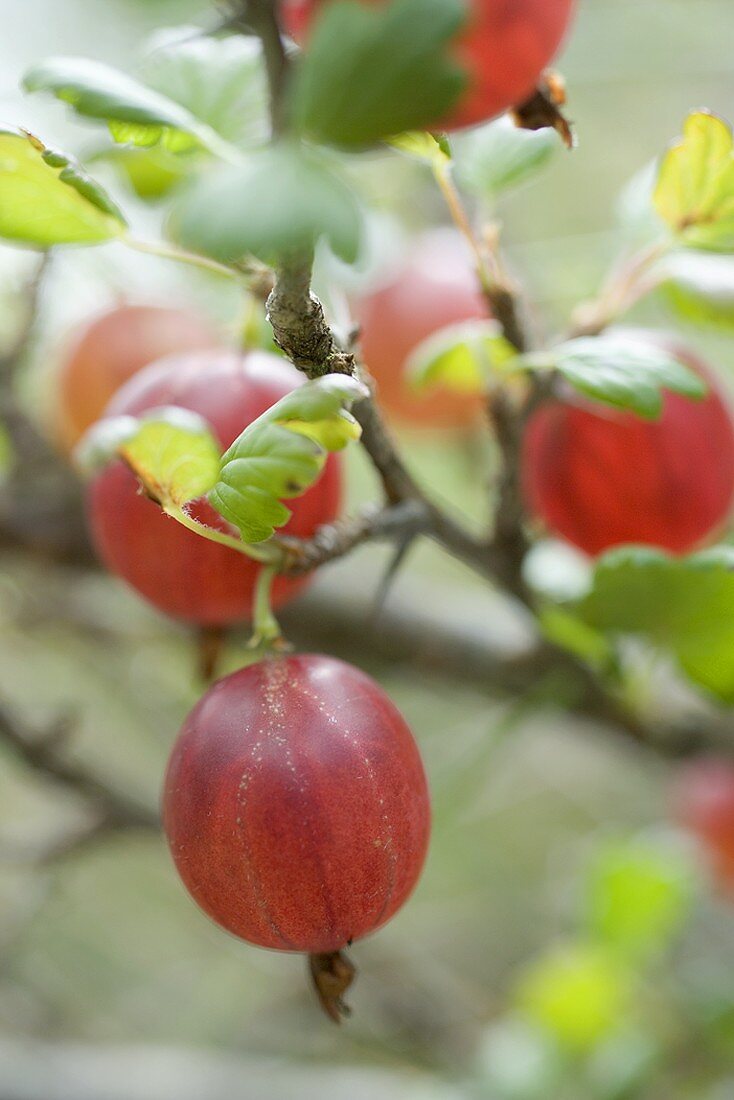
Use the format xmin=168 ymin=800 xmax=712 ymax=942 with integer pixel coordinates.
xmin=292 ymin=0 xmax=467 ymax=146
xmin=455 ymin=115 xmax=560 ymax=201
xmin=584 ymin=837 xmax=694 ymax=959
xmin=23 ymin=57 xmax=240 ymax=161
xmin=543 ymin=333 xmax=706 ymax=419
xmin=140 ymin=30 xmax=268 ymax=149
xmin=0 ymin=127 xmax=126 ymax=246
xmin=75 ymin=408 xmax=221 ymax=506
xmin=388 ymin=131 xmax=451 ymax=166
xmin=660 ymin=251 xmax=734 ymax=331
xmin=209 ymin=375 xmax=367 ymax=543
xmin=119 ymin=410 xmax=222 ymax=508
xmin=407 ymin=319 xmax=518 ymax=395
xmin=170 ymin=143 xmax=363 ymax=265
xmin=654 ymin=111 xmax=734 ymax=252
xmin=575 ymin=546 xmax=734 ymax=702
xmin=74 ymin=415 xmax=141 ymax=475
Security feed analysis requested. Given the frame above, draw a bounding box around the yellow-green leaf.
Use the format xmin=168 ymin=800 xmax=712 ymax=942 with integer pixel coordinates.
xmin=407 ymin=319 xmax=518 ymax=395
xmin=0 ymin=127 xmax=126 ymax=246
xmin=389 ymin=131 xmax=451 ymax=165
xmin=117 ymin=409 xmax=221 ymax=508
xmin=654 ymin=111 xmax=734 ymax=252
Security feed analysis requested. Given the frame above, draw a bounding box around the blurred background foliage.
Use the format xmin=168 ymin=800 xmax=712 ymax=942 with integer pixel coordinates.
xmin=0 ymin=1 xmax=734 ymax=1098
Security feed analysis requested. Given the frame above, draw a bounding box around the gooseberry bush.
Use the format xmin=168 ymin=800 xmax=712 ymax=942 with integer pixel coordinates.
xmin=2 ymin=0 xmax=734 ymax=1046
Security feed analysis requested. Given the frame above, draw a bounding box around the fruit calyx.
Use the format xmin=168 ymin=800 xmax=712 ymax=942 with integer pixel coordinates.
xmin=309 ymin=949 xmax=357 ymax=1023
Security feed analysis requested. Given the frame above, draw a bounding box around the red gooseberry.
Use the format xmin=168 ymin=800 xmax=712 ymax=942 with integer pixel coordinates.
xmin=284 ymin=0 xmax=576 ymax=131
xmin=163 ymin=654 xmax=431 ymax=954
xmin=522 ymin=337 xmax=734 ymax=556
xmin=354 ymin=229 xmax=488 ymax=429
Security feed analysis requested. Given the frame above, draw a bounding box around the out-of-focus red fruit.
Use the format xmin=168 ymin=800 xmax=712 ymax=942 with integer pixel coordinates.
xmin=676 ymin=758 xmax=734 ymax=888
xmin=354 ymin=229 xmax=487 ymax=428
xmin=284 ymin=0 xmax=576 ymax=131
xmin=88 ymin=351 xmax=341 ymax=626
xmin=163 ymin=654 xmax=431 ymax=953
xmin=522 ymin=338 xmax=734 ymax=556
xmin=57 ymin=305 xmax=218 ymax=451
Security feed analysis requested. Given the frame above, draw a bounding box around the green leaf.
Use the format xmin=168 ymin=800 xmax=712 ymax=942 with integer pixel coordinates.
xmin=170 ymin=143 xmax=363 ymax=265
xmin=575 ymin=546 xmax=734 ymax=702
xmin=140 ymin=29 xmax=268 ymax=148
xmin=23 ymin=56 xmax=238 ymax=160
xmin=660 ymin=251 xmax=734 ymax=331
xmin=544 ymin=333 xmax=706 ymax=418
xmin=407 ymin=319 xmax=518 ymax=395
xmin=654 ymin=111 xmax=734 ymax=252
xmin=517 ymin=943 xmax=632 ymax=1052
xmin=455 ymin=115 xmax=560 ymax=201
xmin=585 ymin=836 xmax=694 ymax=959
xmin=0 ymin=127 xmax=126 ymax=246
xmin=292 ymin=0 xmax=468 ymax=146
xmin=209 ymin=375 xmax=367 ymax=543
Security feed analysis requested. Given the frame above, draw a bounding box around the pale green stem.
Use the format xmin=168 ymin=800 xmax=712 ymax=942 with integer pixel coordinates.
xmin=124 ymin=236 xmax=243 ymax=282
xmin=165 ymin=504 xmax=279 ymax=564
xmin=569 ymin=238 xmax=671 ymax=337
xmin=432 ymin=159 xmax=495 ymax=294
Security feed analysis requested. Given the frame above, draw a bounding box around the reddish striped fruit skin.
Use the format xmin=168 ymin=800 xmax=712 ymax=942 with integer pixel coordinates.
xmin=284 ymin=0 xmax=576 ymax=132
xmin=355 ymin=230 xmax=487 ymax=429
xmin=88 ymin=351 xmax=341 ymax=626
xmin=57 ymin=305 xmax=218 ymax=451
xmin=522 ymin=339 xmax=734 ymax=556
xmin=676 ymin=759 xmax=734 ymax=888
xmin=163 ymin=655 xmax=431 ymax=953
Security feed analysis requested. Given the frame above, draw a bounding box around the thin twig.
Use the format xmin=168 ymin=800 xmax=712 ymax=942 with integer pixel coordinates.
xmin=274 ymin=500 xmax=429 ymax=574
xmin=227 ymin=0 xmax=290 ymax=137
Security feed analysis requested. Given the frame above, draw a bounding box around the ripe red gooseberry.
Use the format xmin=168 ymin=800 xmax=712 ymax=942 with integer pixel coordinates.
xmin=57 ymin=304 xmax=218 ymax=451
xmin=354 ymin=229 xmax=487 ymax=429
xmin=675 ymin=758 xmax=734 ymax=889
xmin=88 ymin=350 xmax=341 ymax=626
xmin=522 ymin=337 xmax=734 ymax=556
xmin=163 ymin=654 xmax=431 ymax=955
xmin=284 ymin=0 xmax=576 ymax=131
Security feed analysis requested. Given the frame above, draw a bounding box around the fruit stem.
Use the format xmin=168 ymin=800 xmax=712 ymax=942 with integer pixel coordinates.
xmin=196 ymin=625 xmax=227 ymax=683
xmin=308 ymin=950 xmax=356 ymax=1024
xmin=431 ymin=159 xmax=527 ymax=352
xmin=240 ymin=293 xmax=266 ymax=351
xmin=432 ymin=159 xmax=495 ymax=295
xmin=250 ymin=564 xmax=284 ymax=650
